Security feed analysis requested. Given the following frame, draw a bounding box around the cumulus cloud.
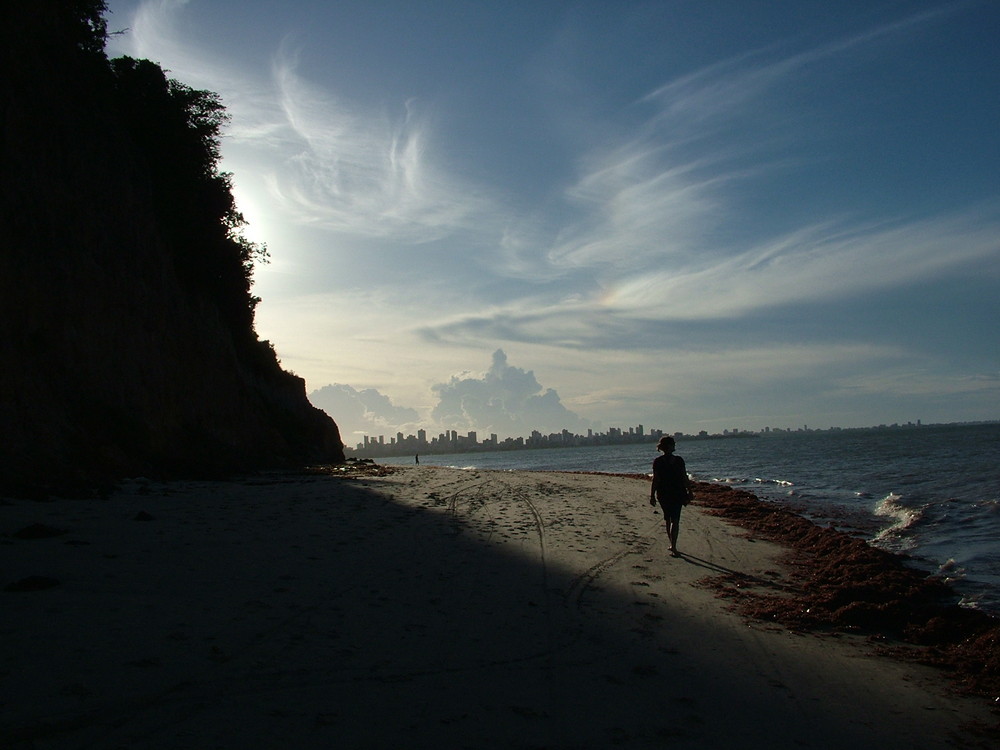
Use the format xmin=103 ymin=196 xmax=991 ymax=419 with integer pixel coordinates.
xmin=308 ymin=384 xmax=420 ymax=441
xmin=308 ymin=351 xmax=597 ymax=442
xmin=430 ymin=349 xmax=595 ymax=438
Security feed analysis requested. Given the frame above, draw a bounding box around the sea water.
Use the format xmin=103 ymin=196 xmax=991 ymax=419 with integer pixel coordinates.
xmin=380 ymin=423 xmax=1000 ymax=614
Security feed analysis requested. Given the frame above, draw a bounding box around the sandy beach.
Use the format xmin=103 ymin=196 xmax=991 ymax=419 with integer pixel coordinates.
xmin=2 ymin=466 xmax=996 ymax=749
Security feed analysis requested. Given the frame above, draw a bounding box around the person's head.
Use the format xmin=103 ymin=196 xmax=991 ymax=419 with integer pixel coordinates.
xmin=656 ymin=436 xmax=675 ymax=453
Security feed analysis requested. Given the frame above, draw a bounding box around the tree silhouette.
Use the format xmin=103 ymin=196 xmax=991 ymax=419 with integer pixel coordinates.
xmin=109 ymin=56 xmax=268 ymax=338
xmin=3 ymin=1 xmax=109 ymax=58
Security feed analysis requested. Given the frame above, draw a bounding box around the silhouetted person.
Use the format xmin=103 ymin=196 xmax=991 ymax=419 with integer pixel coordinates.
xmin=415 ymin=454 xmax=419 ymax=465
xmin=650 ymin=436 xmax=694 ymax=556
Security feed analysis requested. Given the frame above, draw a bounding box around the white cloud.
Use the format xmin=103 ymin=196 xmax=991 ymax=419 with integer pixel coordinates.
xmin=548 ymin=150 xmax=736 ymax=272
xmin=417 ymin=199 xmax=1000 ymax=344
xmin=302 ymin=350 xmax=598 ymax=442
xmin=482 ymin=8 xmax=1000 ymax=331
xmin=111 ymin=1 xmax=502 ymax=246
xmin=640 ymin=5 xmax=951 ymax=128
xmin=266 ymin=50 xmax=492 ymax=241
xmin=124 ymin=0 xmax=190 ymax=65
xmin=308 ymin=384 xmax=420 ymax=440
xmin=430 ymin=349 xmax=596 ymax=438
xmin=602 ymin=206 xmax=1000 ymax=320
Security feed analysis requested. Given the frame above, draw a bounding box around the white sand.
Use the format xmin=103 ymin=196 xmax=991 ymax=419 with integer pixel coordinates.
xmin=1 ymin=467 xmax=993 ymax=748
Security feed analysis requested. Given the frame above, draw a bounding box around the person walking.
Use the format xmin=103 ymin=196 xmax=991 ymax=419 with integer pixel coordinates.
xmin=650 ymin=436 xmax=694 ymax=556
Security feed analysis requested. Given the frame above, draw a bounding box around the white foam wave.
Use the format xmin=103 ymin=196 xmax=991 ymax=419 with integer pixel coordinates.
xmin=753 ymin=477 xmax=794 ymax=486
xmin=936 ymin=558 xmax=968 ymax=586
xmin=958 ymin=593 xmax=984 ymax=610
xmin=710 ymin=476 xmax=750 ymax=485
xmin=873 ymin=492 xmax=923 ymax=546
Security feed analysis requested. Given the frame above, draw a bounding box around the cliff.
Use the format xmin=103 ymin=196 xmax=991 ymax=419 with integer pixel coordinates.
xmin=0 ymin=3 xmax=344 ymax=496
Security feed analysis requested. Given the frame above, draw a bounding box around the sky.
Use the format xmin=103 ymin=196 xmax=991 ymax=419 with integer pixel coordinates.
xmin=103 ymin=0 xmax=1000 ymax=444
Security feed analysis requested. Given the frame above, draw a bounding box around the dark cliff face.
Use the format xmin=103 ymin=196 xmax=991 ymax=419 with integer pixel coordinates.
xmin=0 ymin=3 xmax=344 ymax=496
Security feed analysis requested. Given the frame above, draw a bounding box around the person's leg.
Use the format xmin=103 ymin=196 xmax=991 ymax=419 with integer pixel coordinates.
xmin=663 ymin=505 xmax=680 ymax=553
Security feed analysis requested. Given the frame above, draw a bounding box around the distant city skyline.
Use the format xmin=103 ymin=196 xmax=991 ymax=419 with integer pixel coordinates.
xmin=347 ymin=417 xmax=965 ymax=458
xmin=354 ymin=422 xmax=658 ymax=455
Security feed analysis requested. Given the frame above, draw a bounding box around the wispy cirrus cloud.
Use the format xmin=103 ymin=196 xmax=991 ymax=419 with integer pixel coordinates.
xmin=264 ymin=48 xmax=495 ymax=242
xmin=484 ymin=3 xmax=997 ymax=329
xmin=640 ymin=3 xmax=956 ymax=128
xmin=601 ymin=204 xmax=1000 ymax=320
xmin=120 ymin=0 xmax=190 ymax=67
xmin=111 ymin=1 xmax=297 ymax=150
xmin=112 ymin=0 xmax=502 ymax=245
xmin=427 ymin=200 xmax=1000 ymax=349
xmin=830 ymin=368 xmax=1000 ymax=399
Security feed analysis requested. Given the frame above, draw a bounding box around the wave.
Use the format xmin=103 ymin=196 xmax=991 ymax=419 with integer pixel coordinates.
xmin=707 ymin=475 xmax=795 ymax=487
xmin=937 ymin=556 xmax=967 ymax=582
xmin=753 ymin=477 xmax=794 ymax=487
xmin=872 ymin=492 xmax=924 ymax=548
xmin=706 ymin=476 xmax=748 ymax=486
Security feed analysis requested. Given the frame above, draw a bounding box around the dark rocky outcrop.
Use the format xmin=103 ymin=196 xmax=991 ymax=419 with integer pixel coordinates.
xmin=1 ymin=2 xmax=344 ymax=497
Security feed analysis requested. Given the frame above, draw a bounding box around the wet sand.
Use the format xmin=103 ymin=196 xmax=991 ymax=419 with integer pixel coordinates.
xmin=2 ymin=466 xmax=997 ymax=748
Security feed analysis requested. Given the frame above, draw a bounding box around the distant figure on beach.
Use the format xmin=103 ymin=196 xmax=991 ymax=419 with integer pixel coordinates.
xmin=415 ymin=454 xmax=419 ymax=465
xmin=650 ymin=436 xmax=694 ymax=556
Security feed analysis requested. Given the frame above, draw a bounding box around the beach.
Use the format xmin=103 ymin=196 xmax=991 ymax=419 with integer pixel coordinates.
xmin=2 ymin=466 xmax=997 ymax=748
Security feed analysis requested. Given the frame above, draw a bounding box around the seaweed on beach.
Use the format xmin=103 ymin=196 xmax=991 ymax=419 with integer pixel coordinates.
xmin=306 ymin=461 xmax=398 ymax=478
xmin=691 ymin=482 xmax=1000 ymax=699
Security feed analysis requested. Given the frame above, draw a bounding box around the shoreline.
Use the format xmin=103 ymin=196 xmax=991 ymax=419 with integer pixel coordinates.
xmin=686 ymin=480 xmax=1000 ymax=698
xmin=3 ymin=465 xmax=997 ymax=747
xmin=561 ymin=469 xmax=1000 ymax=699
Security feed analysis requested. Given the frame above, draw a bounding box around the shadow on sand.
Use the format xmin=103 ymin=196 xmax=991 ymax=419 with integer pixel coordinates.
xmin=2 ymin=469 xmax=986 ymax=749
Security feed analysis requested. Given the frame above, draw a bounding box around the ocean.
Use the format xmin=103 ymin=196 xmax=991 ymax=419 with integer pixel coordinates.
xmin=379 ymin=423 xmax=1000 ymax=615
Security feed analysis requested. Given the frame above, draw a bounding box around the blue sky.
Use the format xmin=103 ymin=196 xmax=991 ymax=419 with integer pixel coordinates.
xmin=105 ymin=0 xmax=999 ymax=443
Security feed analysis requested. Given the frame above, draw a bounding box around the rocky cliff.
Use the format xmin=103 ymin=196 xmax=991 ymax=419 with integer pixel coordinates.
xmin=1 ymin=3 xmax=344 ymax=496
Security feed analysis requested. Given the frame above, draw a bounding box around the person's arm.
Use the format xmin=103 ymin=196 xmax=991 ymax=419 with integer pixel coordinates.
xmin=684 ymin=461 xmax=695 ymax=503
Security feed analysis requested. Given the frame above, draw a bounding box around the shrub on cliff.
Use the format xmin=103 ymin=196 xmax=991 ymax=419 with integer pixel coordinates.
xmin=109 ymin=55 xmax=269 ymax=340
